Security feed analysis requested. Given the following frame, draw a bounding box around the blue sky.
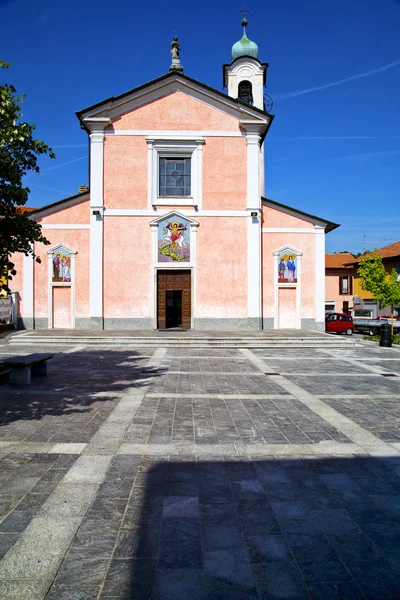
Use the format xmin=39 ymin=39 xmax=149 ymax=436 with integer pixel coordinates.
xmin=1 ymin=0 xmax=399 ymax=254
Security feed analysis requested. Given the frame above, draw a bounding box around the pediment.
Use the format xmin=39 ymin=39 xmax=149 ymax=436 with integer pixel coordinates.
xmin=77 ymin=72 xmax=271 ymax=129
xmin=273 ymin=245 xmax=303 ymax=257
xmin=149 ymin=211 xmax=199 ymax=227
xmin=47 ymin=243 xmax=77 ymax=256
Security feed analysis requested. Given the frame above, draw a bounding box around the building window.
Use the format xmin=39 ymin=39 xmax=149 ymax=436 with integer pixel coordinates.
xmin=159 ymin=157 xmax=191 ymax=197
xmin=325 ymin=302 xmax=335 ymax=314
xmin=339 ymin=275 xmax=353 ymax=295
xmin=146 ymin=138 xmax=204 ymax=207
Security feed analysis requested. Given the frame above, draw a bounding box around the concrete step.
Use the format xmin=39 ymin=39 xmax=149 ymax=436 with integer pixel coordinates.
xmin=9 ymin=335 xmax=357 ymax=348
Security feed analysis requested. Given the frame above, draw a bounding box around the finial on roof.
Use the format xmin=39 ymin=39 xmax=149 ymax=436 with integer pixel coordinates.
xmin=232 ymin=7 xmax=258 ymax=60
xmin=169 ymin=36 xmax=183 ymax=72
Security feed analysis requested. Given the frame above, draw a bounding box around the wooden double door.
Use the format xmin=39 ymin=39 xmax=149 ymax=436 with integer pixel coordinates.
xmin=157 ymin=270 xmax=191 ymax=329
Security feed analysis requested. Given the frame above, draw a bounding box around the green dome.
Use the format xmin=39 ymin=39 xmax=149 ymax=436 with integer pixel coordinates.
xmin=232 ymin=18 xmax=258 ymax=60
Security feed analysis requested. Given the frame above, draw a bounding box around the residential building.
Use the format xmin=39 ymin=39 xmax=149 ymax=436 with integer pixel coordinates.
xmin=348 ymin=242 xmax=400 ymax=318
xmin=325 ymin=253 xmax=355 ymax=315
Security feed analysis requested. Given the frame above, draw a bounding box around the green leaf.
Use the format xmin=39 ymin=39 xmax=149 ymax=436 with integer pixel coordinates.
xmin=0 ymin=58 xmax=55 ymax=293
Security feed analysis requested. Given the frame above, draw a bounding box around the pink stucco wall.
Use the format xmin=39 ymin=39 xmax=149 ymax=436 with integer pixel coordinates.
xmin=104 ymin=137 xmax=148 ymax=209
xmin=196 ymin=217 xmax=247 ymax=318
xmin=103 ymin=217 xmax=151 ymax=318
xmin=202 ymin=138 xmax=246 ymax=211
xmin=262 ymin=232 xmax=316 ymax=319
xmin=109 ymin=91 xmax=241 ymax=132
xmin=36 ymin=198 xmax=90 ymax=225
xmin=262 ymin=205 xmax=314 ymax=228
xmin=103 ymin=92 xmax=247 ymax=211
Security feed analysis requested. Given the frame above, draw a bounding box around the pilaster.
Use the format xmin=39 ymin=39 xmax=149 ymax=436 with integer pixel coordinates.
xmin=242 ymin=123 xmax=262 ymax=326
xmin=84 ymin=117 xmax=110 ymax=327
xmin=23 ymin=247 xmax=34 ymax=329
xmin=315 ymin=226 xmax=326 ymax=325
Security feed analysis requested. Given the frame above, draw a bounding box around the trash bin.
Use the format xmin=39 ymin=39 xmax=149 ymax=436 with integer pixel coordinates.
xmin=379 ymin=323 xmax=392 ymax=347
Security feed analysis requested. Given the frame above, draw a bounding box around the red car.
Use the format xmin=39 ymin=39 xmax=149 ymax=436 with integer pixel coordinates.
xmin=325 ymin=313 xmax=354 ymax=335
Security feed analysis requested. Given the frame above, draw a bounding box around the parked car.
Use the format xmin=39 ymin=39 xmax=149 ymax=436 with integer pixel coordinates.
xmin=325 ymin=313 xmax=354 ymax=335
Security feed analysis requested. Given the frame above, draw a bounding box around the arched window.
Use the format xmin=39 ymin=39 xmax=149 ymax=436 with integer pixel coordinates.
xmin=238 ymin=80 xmax=253 ymax=105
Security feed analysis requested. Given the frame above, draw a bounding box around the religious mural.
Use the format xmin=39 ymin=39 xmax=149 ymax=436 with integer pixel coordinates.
xmin=52 ymin=247 xmax=72 ymax=282
xmin=158 ymin=217 xmax=190 ymax=262
xmin=278 ymin=250 xmax=297 ymax=283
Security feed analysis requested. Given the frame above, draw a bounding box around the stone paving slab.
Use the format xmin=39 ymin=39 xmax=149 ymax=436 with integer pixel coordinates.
xmin=286 ymin=374 xmax=400 ymax=397
xmin=366 ymin=360 xmax=400 ymax=373
xmin=150 ymin=372 xmax=295 ymax=396
xmin=261 ymin=358 xmax=374 ymax=374
xmin=126 ymin=395 xmax=350 ymax=446
xmin=0 ymin=342 xmax=400 ymax=598
xmin=160 ymin=356 xmax=261 ymax=373
xmin=0 ymin=349 xmax=149 ymax=444
xmin=46 ymin=454 xmax=400 ymax=600
xmin=323 ymin=396 xmax=400 ymax=443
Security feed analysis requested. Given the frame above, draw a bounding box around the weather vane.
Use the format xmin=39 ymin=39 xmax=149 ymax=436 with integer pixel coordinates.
xmin=240 ymin=5 xmax=249 ymax=18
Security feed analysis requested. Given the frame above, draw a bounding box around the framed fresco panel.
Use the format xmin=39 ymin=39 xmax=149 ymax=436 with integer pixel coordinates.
xmin=277 ymin=250 xmax=297 ymax=284
xmin=52 ymin=247 xmax=72 ymax=283
xmin=158 ymin=216 xmax=191 ymax=263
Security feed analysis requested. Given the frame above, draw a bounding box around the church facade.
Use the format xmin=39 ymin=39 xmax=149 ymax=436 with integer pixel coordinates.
xmin=13 ymin=20 xmax=337 ymax=331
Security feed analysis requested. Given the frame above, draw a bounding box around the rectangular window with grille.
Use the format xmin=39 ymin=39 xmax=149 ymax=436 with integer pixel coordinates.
xmin=159 ymin=157 xmax=191 ymax=197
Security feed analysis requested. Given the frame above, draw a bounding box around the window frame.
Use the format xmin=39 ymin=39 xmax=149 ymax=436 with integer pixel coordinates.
xmin=146 ymin=138 xmax=204 ymax=208
xmin=339 ymin=275 xmax=353 ymax=296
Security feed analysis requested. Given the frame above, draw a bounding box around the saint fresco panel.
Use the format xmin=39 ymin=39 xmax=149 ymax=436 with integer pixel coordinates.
xmin=52 ymin=247 xmax=71 ymax=282
xmin=278 ymin=250 xmax=297 ymax=283
xmin=158 ymin=216 xmax=190 ymax=263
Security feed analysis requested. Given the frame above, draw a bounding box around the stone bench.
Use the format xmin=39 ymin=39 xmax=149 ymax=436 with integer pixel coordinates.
xmin=0 ymin=353 xmax=54 ymax=386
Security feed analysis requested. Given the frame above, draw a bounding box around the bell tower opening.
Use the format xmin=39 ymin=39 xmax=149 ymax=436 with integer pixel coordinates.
xmin=238 ymin=80 xmax=253 ymax=105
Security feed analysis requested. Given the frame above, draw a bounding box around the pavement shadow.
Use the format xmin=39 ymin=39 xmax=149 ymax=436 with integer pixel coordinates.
xmin=0 ymin=349 xmax=166 ymax=431
xmin=94 ymin=454 xmax=400 ymax=600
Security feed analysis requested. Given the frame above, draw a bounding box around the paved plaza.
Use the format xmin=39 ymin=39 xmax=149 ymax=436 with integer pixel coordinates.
xmin=0 ymin=335 xmax=400 ymax=598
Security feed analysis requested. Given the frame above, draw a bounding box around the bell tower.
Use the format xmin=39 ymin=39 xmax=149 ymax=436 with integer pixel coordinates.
xmin=223 ymin=10 xmax=271 ymax=197
xmin=223 ymin=11 xmax=269 ymax=111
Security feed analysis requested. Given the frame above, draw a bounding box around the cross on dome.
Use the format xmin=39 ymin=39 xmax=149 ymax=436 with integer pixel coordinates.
xmin=231 ymin=8 xmax=258 ymax=60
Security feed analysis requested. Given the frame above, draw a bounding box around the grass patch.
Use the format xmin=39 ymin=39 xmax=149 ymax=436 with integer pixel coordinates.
xmin=363 ymin=333 xmax=400 ymax=345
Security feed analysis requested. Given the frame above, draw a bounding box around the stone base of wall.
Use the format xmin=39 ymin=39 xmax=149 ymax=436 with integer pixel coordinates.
xmin=19 ymin=316 xmax=326 ymax=333
xmin=104 ymin=318 xmax=153 ymax=330
xmin=16 ymin=317 xmax=33 ymax=330
xmin=76 ymin=318 xmax=104 ymax=330
xmin=262 ymin=318 xmax=274 ymax=330
xmin=35 ymin=318 xmax=48 ymax=329
xmin=194 ymin=318 xmax=261 ymax=331
xmin=301 ymin=319 xmax=325 ymax=332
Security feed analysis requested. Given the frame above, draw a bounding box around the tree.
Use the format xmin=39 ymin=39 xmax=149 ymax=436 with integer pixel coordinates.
xmin=0 ymin=59 xmax=55 ymax=292
xmin=358 ymin=251 xmax=400 ymax=332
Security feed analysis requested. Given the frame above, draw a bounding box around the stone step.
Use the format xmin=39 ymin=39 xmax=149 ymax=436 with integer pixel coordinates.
xmin=9 ymin=335 xmax=357 ymax=348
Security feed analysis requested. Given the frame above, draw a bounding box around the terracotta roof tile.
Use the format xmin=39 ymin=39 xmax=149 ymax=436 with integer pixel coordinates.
xmin=325 ymin=253 xmax=355 ymax=268
xmin=349 ymin=241 xmax=400 ymax=263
